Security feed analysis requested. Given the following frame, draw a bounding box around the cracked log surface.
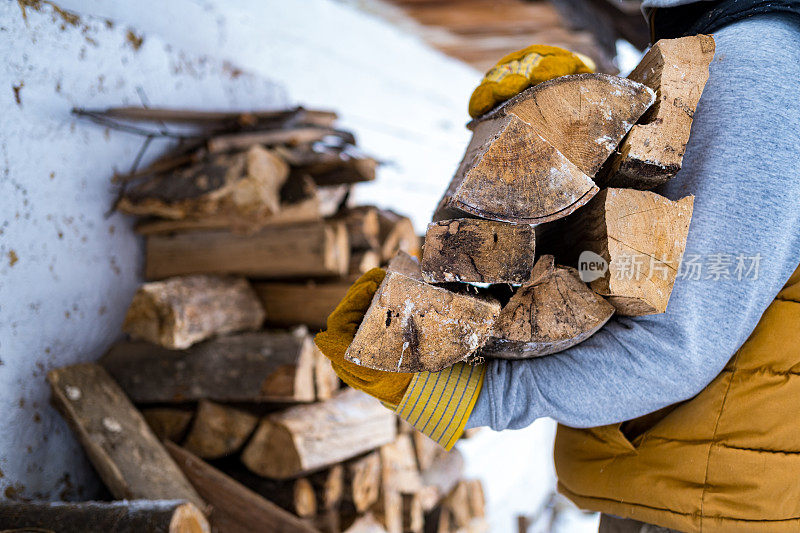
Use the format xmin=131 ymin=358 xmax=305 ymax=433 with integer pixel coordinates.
xmin=559 ymin=188 xmax=694 ymax=315
xmin=182 ymin=400 xmax=259 ymax=460
xmin=599 ymin=35 xmax=715 ymax=190
xmin=434 ymin=73 xmax=655 ymax=224
xmin=481 ymin=255 xmax=615 ymax=359
xmin=345 ymin=270 xmax=501 ymax=372
xmin=421 ymin=218 xmax=535 ymax=284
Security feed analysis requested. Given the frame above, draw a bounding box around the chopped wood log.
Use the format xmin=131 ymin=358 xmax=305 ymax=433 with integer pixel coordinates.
xmin=556 ymin=188 xmax=694 ymax=315
xmin=345 ymin=452 xmax=383 ymax=513
xmin=276 ymin=145 xmax=378 ymax=186
xmin=387 ymin=251 xmax=423 ymax=280
xmin=424 ymin=506 xmax=452 ymax=533
xmin=372 ymin=489 xmax=402 ymax=533
xmin=165 ymin=442 xmax=319 ymax=533
xmin=411 ymin=431 xmax=443 ymax=473
xmin=380 ymin=435 xmax=423 ymax=494
xmin=343 ymin=512 xmax=389 ymax=533
xmin=317 ymin=184 xmax=353 ymax=216
xmin=207 ymin=127 xmax=354 ymax=153
xmin=117 ymin=146 xmax=288 ymax=223
xmin=242 ymin=389 xmax=397 ymax=479
xmin=0 ymin=500 xmax=209 ymax=533
xmin=377 ymin=210 xmax=421 ymax=263
xmin=345 ymin=270 xmax=500 ymax=372
xmin=314 ymin=349 xmax=341 ymax=401
xmin=599 ymin=35 xmax=715 ymax=189
xmin=142 ymin=407 xmax=194 ymax=442
xmin=421 ymin=219 xmax=535 ymax=284
xmin=401 ymin=492 xmax=424 ymax=533
xmin=253 ymin=280 xmax=352 ymax=330
xmin=465 ymin=480 xmax=486 ymax=519
xmin=419 ymin=450 xmax=464 ymax=512
xmin=46 ymin=364 xmax=205 ymax=509
xmin=101 ymin=331 xmax=318 ymax=403
xmin=434 ymin=74 xmax=655 ymax=224
xmin=309 ymin=464 xmax=345 ymax=511
xmin=335 ymin=207 xmax=381 ymax=250
xmin=182 ymin=400 xmax=259 ymax=459
xmin=442 ymin=482 xmax=470 ymax=530
xmin=481 ymin=255 xmax=615 ymax=359
xmin=123 ymin=275 xmax=265 ymax=350
xmin=146 ymin=221 xmax=350 ymax=280
xmin=351 ymin=249 xmax=382 ymax=276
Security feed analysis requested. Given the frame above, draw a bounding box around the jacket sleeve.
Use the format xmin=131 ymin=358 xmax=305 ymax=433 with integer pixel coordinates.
xmin=467 ymin=14 xmax=800 ymax=431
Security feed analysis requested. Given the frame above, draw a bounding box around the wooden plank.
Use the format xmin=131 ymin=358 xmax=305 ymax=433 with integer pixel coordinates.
xmin=145 ymin=221 xmax=349 ymax=280
xmin=241 ymin=389 xmax=397 ymax=479
xmin=481 ymin=255 xmax=615 ymax=358
xmin=100 ymin=331 xmax=318 ymax=404
xmin=182 ymin=400 xmax=259 ymax=459
xmin=253 ymin=280 xmax=352 ymax=330
xmin=122 ymin=275 xmax=265 ymax=350
xmin=345 ymin=271 xmax=500 ymax=372
xmin=600 ymin=35 xmax=715 ymax=189
xmin=434 ymin=74 xmax=654 ymax=224
xmin=0 ymin=500 xmax=209 ymax=533
xmin=46 ymin=364 xmax=205 ymax=509
xmin=421 ymin=218 xmax=535 ymax=284
xmin=165 ymin=442 xmax=320 ymax=533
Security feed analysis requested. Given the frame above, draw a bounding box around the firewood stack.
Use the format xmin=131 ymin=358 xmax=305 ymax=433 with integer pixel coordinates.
xmin=345 ymin=35 xmax=714 ymax=372
xmin=20 ymin=106 xmax=488 ymax=533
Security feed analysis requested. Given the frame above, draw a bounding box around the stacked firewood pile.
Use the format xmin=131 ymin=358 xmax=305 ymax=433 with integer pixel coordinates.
xmin=0 ymin=109 xmax=488 ymax=532
xmin=346 ymin=35 xmax=714 ymax=373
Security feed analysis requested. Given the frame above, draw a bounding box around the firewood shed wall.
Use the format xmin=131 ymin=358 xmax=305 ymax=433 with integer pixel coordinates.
xmin=0 ymin=0 xmax=477 ymax=501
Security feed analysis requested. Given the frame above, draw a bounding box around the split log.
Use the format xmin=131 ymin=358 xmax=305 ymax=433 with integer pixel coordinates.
xmin=351 ymin=249 xmax=382 ymax=276
xmin=122 ymin=275 xmax=265 ymax=350
xmin=481 ymin=255 xmax=615 ymax=359
xmin=165 ymin=442 xmax=319 ymax=533
xmin=100 ymin=331 xmax=318 ymax=403
xmin=309 ymin=464 xmax=345 ymax=511
xmin=277 ymin=145 xmax=378 ymax=186
xmin=345 ymin=452 xmax=383 ymax=513
xmin=142 ymin=407 xmax=194 ymax=442
xmin=343 ymin=513 xmax=389 ymax=533
xmin=434 ymin=73 xmax=655 ymax=224
xmin=387 ymin=251 xmax=423 ymax=280
xmin=372 ymin=489 xmax=402 ymax=533
xmin=401 ymin=492 xmax=424 ymax=533
xmin=411 ymin=431 xmax=443 ymax=473
xmin=465 ymin=480 xmax=486 ymax=519
xmin=46 ymin=364 xmax=205 ymax=509
xmin=442 ymin=482 xmax=470 ymax=530
xmin=335 ymin=206 xmax=381 ymax=250
xmin=600 ymin=35 xmax=715 ymax=189
xmin=241 ymin=389 xmax=397 ymax=479
xmin=145 ymin=221 xmax=349 ymax=280
xmin=345 ymin=270 xmax=500 ymax=372
xmin=0 ymin=500 xmax=209 ymax=533
xmin=218 ymin=460 xmax=318 ymax=518
xmin=557 ymin=188 xmax=694 ymax=315
xmin=117 ymin=145 xmax=288 ymax=223
xmin=380 ymin=435 xmax=423 ymax=494
xmin=421 ymin=219 xmax=535 ymax=284
xmin=253 ymin=280 xmax=352 ymax=330
xmin=419 ymin=450 xmax=464 ymax=512
xmin=182 ymin=400 xmax=259 ymax=459
xmin=377 ymin=210 xmax=421 ymax=263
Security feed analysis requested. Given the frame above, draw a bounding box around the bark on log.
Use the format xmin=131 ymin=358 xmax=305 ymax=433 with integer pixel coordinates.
xmin=241 ymin=389 xmax=397 ymax=479
xmin=377 ymin=210 xmax=421 ymax=263
xmin=421 ymin=219 xmax=535 ymax=284
xmin=182 ymin=400 xmax=259 ymax=459
xmin=0 ymin=500 xmax=209 ymax=533
xmin=117 ymin=146 xmax=288 ymax=223
xmin=557 ymin=188 xmax=694 ymax=315
xmin=142 ymin=407 xmax=194 ymax=443
xmin=165 ymin=442 xmax=319 ymax=533
xmin=599 ymin=35 xmax=715 ymax=189
xmin=434 ymin=74 xmax=654 ymax=224
xmin=100 ymin=331 xmax=318 ymax=403
xmin=145 ymin=221 xmax=349 ymax=280
xmin=345 ymin=271 xmax=500 ymax=372
xmin=122 ymin=275 xmax=265 ymax=350
xmin=46 ymin=364 xmax=205 ymax=509
xmin=253 ymin=281 xmax=352 ymax=330
xmin=345 ymin=452 xmax=382 ymax=513
xmin=481 ymin=255 xmax=615 ymax=358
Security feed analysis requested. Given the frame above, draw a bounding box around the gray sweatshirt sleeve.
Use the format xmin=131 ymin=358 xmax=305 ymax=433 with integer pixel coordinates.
xmin=467 ymin=13 xmax=800 ymax=431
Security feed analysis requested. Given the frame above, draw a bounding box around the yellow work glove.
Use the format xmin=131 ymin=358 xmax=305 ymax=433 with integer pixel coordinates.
xmin=315 ymin=268 xmax=487 ymax=449
xmin=315 ymin=268 xmax=414 ymax=406
xmin=468 ymin=44 xmax=596 ymax=118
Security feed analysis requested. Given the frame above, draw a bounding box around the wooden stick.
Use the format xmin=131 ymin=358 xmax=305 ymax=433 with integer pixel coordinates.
xmin=421 ymin=218 xmax=535 ymax=284
xmin=241 ymin=389 xmax=397 ymax=479
xmin=182 ymin=400 xmax=259 ymax=459
xmin=207 ymin=127 xmax=352 ymax=153
xmin=434 ymin=74 xmax=654 ymax=224
xmin=81 ymin=106 xmax=337 ymax=126
xmin=46 ymin=364 xmax=205 ymax=509
xmin=482 ymin=255 xmax=615 ymax=358
xmin=142 ymin=407 xmax=194 ymax=442
xmin=145 ymin=221 xmax=350 ymax=280
xmin=100 ymin=331 xmax=318 ymax=403
xmin=122 ymin=275 xmax=265 ymax=350
xmin=345 ymin=270 xmax=500 ymax=372
xmin=599 ymin=35 xmax=715 ymax=189
xmin=0 ymin=500 xmax=209 ymax=533
xmin=165 ymin=442 xmax=319 ymax=533
xmin=253 ymin=280 xmax=352 ymax=330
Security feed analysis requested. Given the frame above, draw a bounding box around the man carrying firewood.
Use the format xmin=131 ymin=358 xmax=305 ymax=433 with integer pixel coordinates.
xmin=317 ymin=3 xmax=800 ymax=532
